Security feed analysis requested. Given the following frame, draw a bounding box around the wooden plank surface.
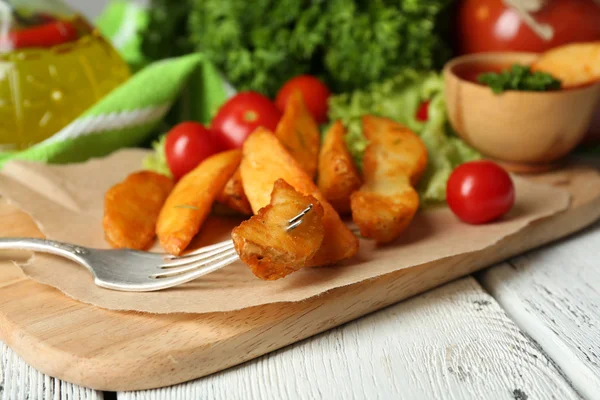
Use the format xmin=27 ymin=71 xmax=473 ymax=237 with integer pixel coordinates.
xmin=0 ymin=164 xmax=599 ymax=391
xmin=117 ymin=278 xmax=580 ymax=400
xmin=1 ymin=340 xmax=103 ymax=400
xmin=480 ymin=221 xmax=600 ymax=400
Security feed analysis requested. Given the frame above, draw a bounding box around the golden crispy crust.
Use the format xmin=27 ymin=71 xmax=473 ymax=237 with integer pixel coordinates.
xmin=157 ymin=149 xmax=241 ymax=255
xmin=275 ymin=91 xmax=321 ymax=179
xmin=232 ymin=179 xmax=325 ymax=280
xmin=103 ymin=171 xmax=174 ymax=250
xmin=361 ymin=115 xmax=428 ymax=185
xmin=531 ymin=42 xmax=600 ymax=88
xmin=351 ymin=116 xmax=427 ymax=244
xmin=216 ymin=168 xmax=253 ymax=215
xmin=351 ymin=188 xmax=419 ymax=244
xmin=317 ymin=120 xmax=362 ymax=214
xmin=241 ymin=128 xmax=358 ymax=266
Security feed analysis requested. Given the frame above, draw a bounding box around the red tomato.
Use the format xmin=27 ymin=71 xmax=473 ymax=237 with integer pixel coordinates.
xmin=165 ymin=122 xmax=221 ymax=180
xmin=457 ymin=0 xmax=600 ymax=54
xmin=416 ymin=101 xmax=430 ymax=122
xmin=7 ymin=21 xmax=79 ymax=49
xmin=211 ymin=92 xmax=282 ymax=149
xmin=276 ymin=75 xmax=331 ymax=124
xmin=446 ymin=161 xmax=515 ymax=224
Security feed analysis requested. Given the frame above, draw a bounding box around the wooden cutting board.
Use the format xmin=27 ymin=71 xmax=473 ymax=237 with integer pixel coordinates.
xmin=1 ymin=161 xmax=600 ymax=392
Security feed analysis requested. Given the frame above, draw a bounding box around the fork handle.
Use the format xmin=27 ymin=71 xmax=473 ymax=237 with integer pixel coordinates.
xmin=0 ymin=237 xmax=88 ymax=264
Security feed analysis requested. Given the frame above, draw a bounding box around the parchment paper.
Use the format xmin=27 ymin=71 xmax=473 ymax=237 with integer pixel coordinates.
xmin=0 ymin=149 xmax=570 ymax=314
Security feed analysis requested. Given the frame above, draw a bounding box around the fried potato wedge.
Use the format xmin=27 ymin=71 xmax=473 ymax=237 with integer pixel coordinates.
xmin=157 ymin=149 xmax=241 ymax=255
xmin=351 ymin=115 xmax=427 ymax=244
xmin=531 ymin=42 xmax=600 ymax=88
xmin=275 ymin=91 xmax=320 ymax=178
xmin=351 ymin=186 xmax=419 ymax=244
xmin=241 ymin=128 xmax=358 ymax=266
xmin=216 ymin=168 xmax=252 ymax=215
xmin=362 ymin=115 xmax=428 ymax=186
xmin=103 ymin=171 xmax=174 ymax=250
xmin=317 ymin=121 xmax=362 ymax=214
xmin=232 ymin=179 xmax=325 ymax=280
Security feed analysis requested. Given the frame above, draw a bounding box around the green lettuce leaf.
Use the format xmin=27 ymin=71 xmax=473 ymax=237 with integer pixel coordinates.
xmin=142 ymin=135 xmax=172 ymax=178
xmin=328 ymin=70 xmax=480 ymax=203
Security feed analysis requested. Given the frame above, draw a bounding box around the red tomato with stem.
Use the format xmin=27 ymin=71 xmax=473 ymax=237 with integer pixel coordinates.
xmin=446 ymin=160 xmax=515 ymax=224
xmin=165 ymin=122 xmax=221 ymax=181
xmin=276 ymin=75 xmax=331 ymax=124
xmin=457 ymin=0 xmax=600 ymax=54
xmin=211 ymin=92 xmax=282 ymax=149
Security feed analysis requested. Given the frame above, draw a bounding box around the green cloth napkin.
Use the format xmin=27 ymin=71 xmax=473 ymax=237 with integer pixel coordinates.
xmin=95 ymin=0 xmax=149 ymax=72
xmin=0 ymin=1 xmax=231 ymax=169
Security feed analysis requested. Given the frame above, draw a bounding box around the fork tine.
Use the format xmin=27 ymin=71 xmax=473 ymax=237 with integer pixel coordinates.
xmin=286 ymin=219 xmax=303 ymax=231
xmin=288 ymin=204 xmax=313 ymax=225
xmin=285 ymin=204 xmax=313 ymax=232
xmin=165 ymin=239 xmax=234 ymax=260
xmin=151 ymin=248 xmax=238 ymax=278
xmin=160 ymin=242 xmax=235 ymax=267
xmin=350 ymin=227 xmax=363 ymax=238
xmin=148 ymin=204 xmax=316 ymax=289
xmin=154 ymin=253 xmax=241 ymax=288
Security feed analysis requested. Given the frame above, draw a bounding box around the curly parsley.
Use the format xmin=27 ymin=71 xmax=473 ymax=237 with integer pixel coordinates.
xmin=478 ymin=64 xmax=561 ymax=94
xmin=142 ymin=0 xmax=455 ymax=96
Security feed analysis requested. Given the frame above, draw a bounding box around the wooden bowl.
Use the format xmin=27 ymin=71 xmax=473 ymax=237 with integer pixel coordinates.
xmin=444 ymin=52 xmax=600 ymax=173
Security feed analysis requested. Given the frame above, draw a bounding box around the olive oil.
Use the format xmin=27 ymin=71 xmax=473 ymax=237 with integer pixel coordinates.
xmin=0 ymin=18 xmax=130 ymax=150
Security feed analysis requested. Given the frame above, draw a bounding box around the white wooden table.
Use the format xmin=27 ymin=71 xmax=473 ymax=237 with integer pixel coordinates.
xmin=2 ymin=1 xmax=599 ymax=399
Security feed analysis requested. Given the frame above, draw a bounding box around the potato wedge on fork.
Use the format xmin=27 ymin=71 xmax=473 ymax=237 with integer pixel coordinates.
xmin=232 ymin=179 xmax=325 ymax=280
xmin=351 ymin=116 xmax=427 ymax=244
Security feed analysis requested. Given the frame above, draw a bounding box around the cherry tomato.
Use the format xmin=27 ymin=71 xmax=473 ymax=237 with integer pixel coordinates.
xmin=446 ymin=160 xmax=515 ymax=224
xmin=165 ymin=122 xmax=221 ymax=181
xmin=276 ymin=75 xmax=331 ymax=124
xmin=211 ymin=92 xmax=282 ymax=149
xmin=457 ymin=0 xmax=600 ymax=54
xmin=416 ymin=101 xmax=430 ymax=122
xmin=7 ymin=21 xmax=79 ymax=49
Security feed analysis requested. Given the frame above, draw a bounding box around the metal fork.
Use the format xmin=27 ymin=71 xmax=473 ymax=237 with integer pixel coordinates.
xmin=0 ymin=205 xmax=314 ymax=292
